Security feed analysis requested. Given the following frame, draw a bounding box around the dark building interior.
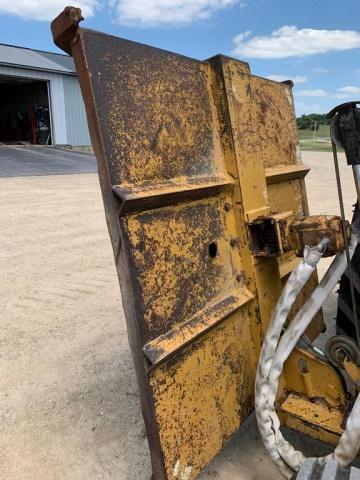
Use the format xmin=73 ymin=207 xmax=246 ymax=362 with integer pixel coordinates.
xmin=0 ymin=75 xmax=51 ymax=144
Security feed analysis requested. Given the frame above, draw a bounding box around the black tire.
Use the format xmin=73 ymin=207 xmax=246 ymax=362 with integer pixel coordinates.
xmin=336 ymin=204 xmax=360 ymax=339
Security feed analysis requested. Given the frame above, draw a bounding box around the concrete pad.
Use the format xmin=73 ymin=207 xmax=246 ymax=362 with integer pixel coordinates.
xmin=0 ymin=144 xmax=97 ymax=177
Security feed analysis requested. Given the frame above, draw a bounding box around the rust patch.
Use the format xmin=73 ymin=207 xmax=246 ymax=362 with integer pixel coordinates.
xmin=280 ymin=393 xmax=344 ymax=440
xmin=289 ymin=215 xmax=351 ymax=257
xmin=250 ymin=77 xmax=298 ymax=169
xmin=121 ymin=196 xmax=241 ymax=342
xmin=149 ymin=311 xmax=256 ymax=480
xmin=143 ymin=290 xmax=254 ymax=366
xmin=112 ymin=175 xmax=234 ymax=215
xmin=81 ymin=30 xmax=224 ymax=186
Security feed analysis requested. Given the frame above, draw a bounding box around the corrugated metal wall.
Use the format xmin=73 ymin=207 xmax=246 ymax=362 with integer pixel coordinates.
xmin=0 ymin=66 xmax=91 ymax=146
xmin=63 ymin=76 xmax=91 ymax=146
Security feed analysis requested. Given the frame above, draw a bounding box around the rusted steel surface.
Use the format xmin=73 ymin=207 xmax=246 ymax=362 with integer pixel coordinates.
xmin=51 ymin=8 xmax=342 ymax=478
xmin=248 ymin=213 xmax=351 ymax=259
xmin=289 ymin=215 xmax=351 ymax=257
xmin=279 ymin=394 xmax=344 ymax=443
xmin=51 ymin=6 xmax=83 ymax=54
xmin=265 ymin=164 xmax=310 ymax=185
xmin=247 ymin=211 xmax=294 ymax=258
xmin=249 ymin=75 xmax=301 ymax=169
xmin=280 ymin=348 xmax=347 ymax=446
xmin=284 ymin=349 xmax=345 ymax=408
xmin=143 ymin=290 xmax=253 ymax=366
xmin=149 ymin=312 xmax=256 ymax=479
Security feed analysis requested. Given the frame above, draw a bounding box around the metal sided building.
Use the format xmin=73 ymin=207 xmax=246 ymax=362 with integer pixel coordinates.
xmin=0 ymin=43 xmax=91 ymax=146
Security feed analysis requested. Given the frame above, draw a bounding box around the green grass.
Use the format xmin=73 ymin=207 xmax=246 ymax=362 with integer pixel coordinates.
xmin=297 ymin=124 xmax=337 ymax=151
xmin=299 ymin=141 xmax=334 ymax=152
xmin=298 ymin=124 xmax=330 ymax=140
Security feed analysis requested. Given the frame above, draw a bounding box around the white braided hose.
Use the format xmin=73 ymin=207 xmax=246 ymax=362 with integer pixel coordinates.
xmin=255 ymin=240 xmax=329 ymax=478
xmin=266 ymin=235 xmax=358 ymax=469
xmin=255 ymin=234 xmax=359 ymax=478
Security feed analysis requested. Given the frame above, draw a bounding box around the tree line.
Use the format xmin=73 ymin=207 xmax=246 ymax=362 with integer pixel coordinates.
xmin=296 ymin=113 xmax=330 ymax=130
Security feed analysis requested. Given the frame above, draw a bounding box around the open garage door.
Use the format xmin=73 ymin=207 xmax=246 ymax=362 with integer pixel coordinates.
xmin=0 ymin=75 xmax=52 ymax=145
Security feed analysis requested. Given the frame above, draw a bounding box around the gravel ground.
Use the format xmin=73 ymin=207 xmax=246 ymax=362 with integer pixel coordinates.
xmin=0 ymin=148 xmax=356 ymax=480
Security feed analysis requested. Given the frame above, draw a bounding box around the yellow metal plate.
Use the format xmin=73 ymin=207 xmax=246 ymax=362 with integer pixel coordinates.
xmin=280 ymin=393 xmax=343 ymax=445
xmin=51 ymin=10 xmax=337 ymax=478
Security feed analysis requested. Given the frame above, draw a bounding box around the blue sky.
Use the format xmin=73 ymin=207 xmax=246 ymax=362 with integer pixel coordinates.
xmin=0 ymin=0 xmax=359 ymax=116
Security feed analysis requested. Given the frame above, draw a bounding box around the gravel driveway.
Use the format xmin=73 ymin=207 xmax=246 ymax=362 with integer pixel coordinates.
xmin=0 ymin=147 xmax=356 ymax=479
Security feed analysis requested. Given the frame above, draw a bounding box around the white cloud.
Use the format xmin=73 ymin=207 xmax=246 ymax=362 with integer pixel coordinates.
xmin=313 ymin=67 xmax=329 ymax=73
xmin=296 ymin=89 xmax=328 ymax=97
xmin=232 ymin=26 xmax=360 ymax=59
xmin=295 ymin=101 xmax=324 ymax=116
xmin=0 ymin=0 xmax=99 ymax=20
xmin=332 ymin=86 xmax=360 ymax=99
xmin=332 ymin=93 xmax=350 ymax=99
xmin=337 ymin=86 xmax=360 ymax=95
xmin=110 ymin=0 xmax=242 ymax=26
xmin=265 ymin=74 xmax=307 ymax=84
xmin=0 ymin=0 xmax=244 ymax=24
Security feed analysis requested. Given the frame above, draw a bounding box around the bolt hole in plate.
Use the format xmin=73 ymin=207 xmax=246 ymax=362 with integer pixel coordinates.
xmin=208 ymin=242 xmax=218 ymax=259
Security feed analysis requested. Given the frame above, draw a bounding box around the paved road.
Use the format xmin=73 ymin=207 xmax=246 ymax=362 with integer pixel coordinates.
xmin=0 ymin=145 xmax=97 ymax=177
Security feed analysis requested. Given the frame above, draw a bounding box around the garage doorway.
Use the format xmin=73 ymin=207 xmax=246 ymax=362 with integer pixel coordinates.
xmin=0 ymin=75 xmax=52 ymax=145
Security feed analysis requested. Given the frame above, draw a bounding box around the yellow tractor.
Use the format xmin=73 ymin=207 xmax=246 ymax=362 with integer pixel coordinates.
xmin=52 ymin=7 xmax=360 ymax=479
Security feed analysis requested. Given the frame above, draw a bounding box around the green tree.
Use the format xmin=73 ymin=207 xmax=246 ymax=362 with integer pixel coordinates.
xmin=296 ymin=113 xmax=329 ymax=129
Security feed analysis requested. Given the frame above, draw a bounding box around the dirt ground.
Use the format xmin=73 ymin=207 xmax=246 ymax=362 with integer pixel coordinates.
xmin=0 ymin=149 xmax=357 ymax=480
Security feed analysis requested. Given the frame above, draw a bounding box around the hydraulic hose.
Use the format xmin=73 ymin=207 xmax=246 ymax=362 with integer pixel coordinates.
xmin=266 ymin=235 xmax=358 ymax=471
xmin=255 ymin=239 xmax=329 ymax=478
xmin=255 ymin=234 xmax=359 ymax=478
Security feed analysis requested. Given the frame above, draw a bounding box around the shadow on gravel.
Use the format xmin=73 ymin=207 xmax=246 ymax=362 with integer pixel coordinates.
xmin=0 ymin=145 xmax=97 ymax=177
